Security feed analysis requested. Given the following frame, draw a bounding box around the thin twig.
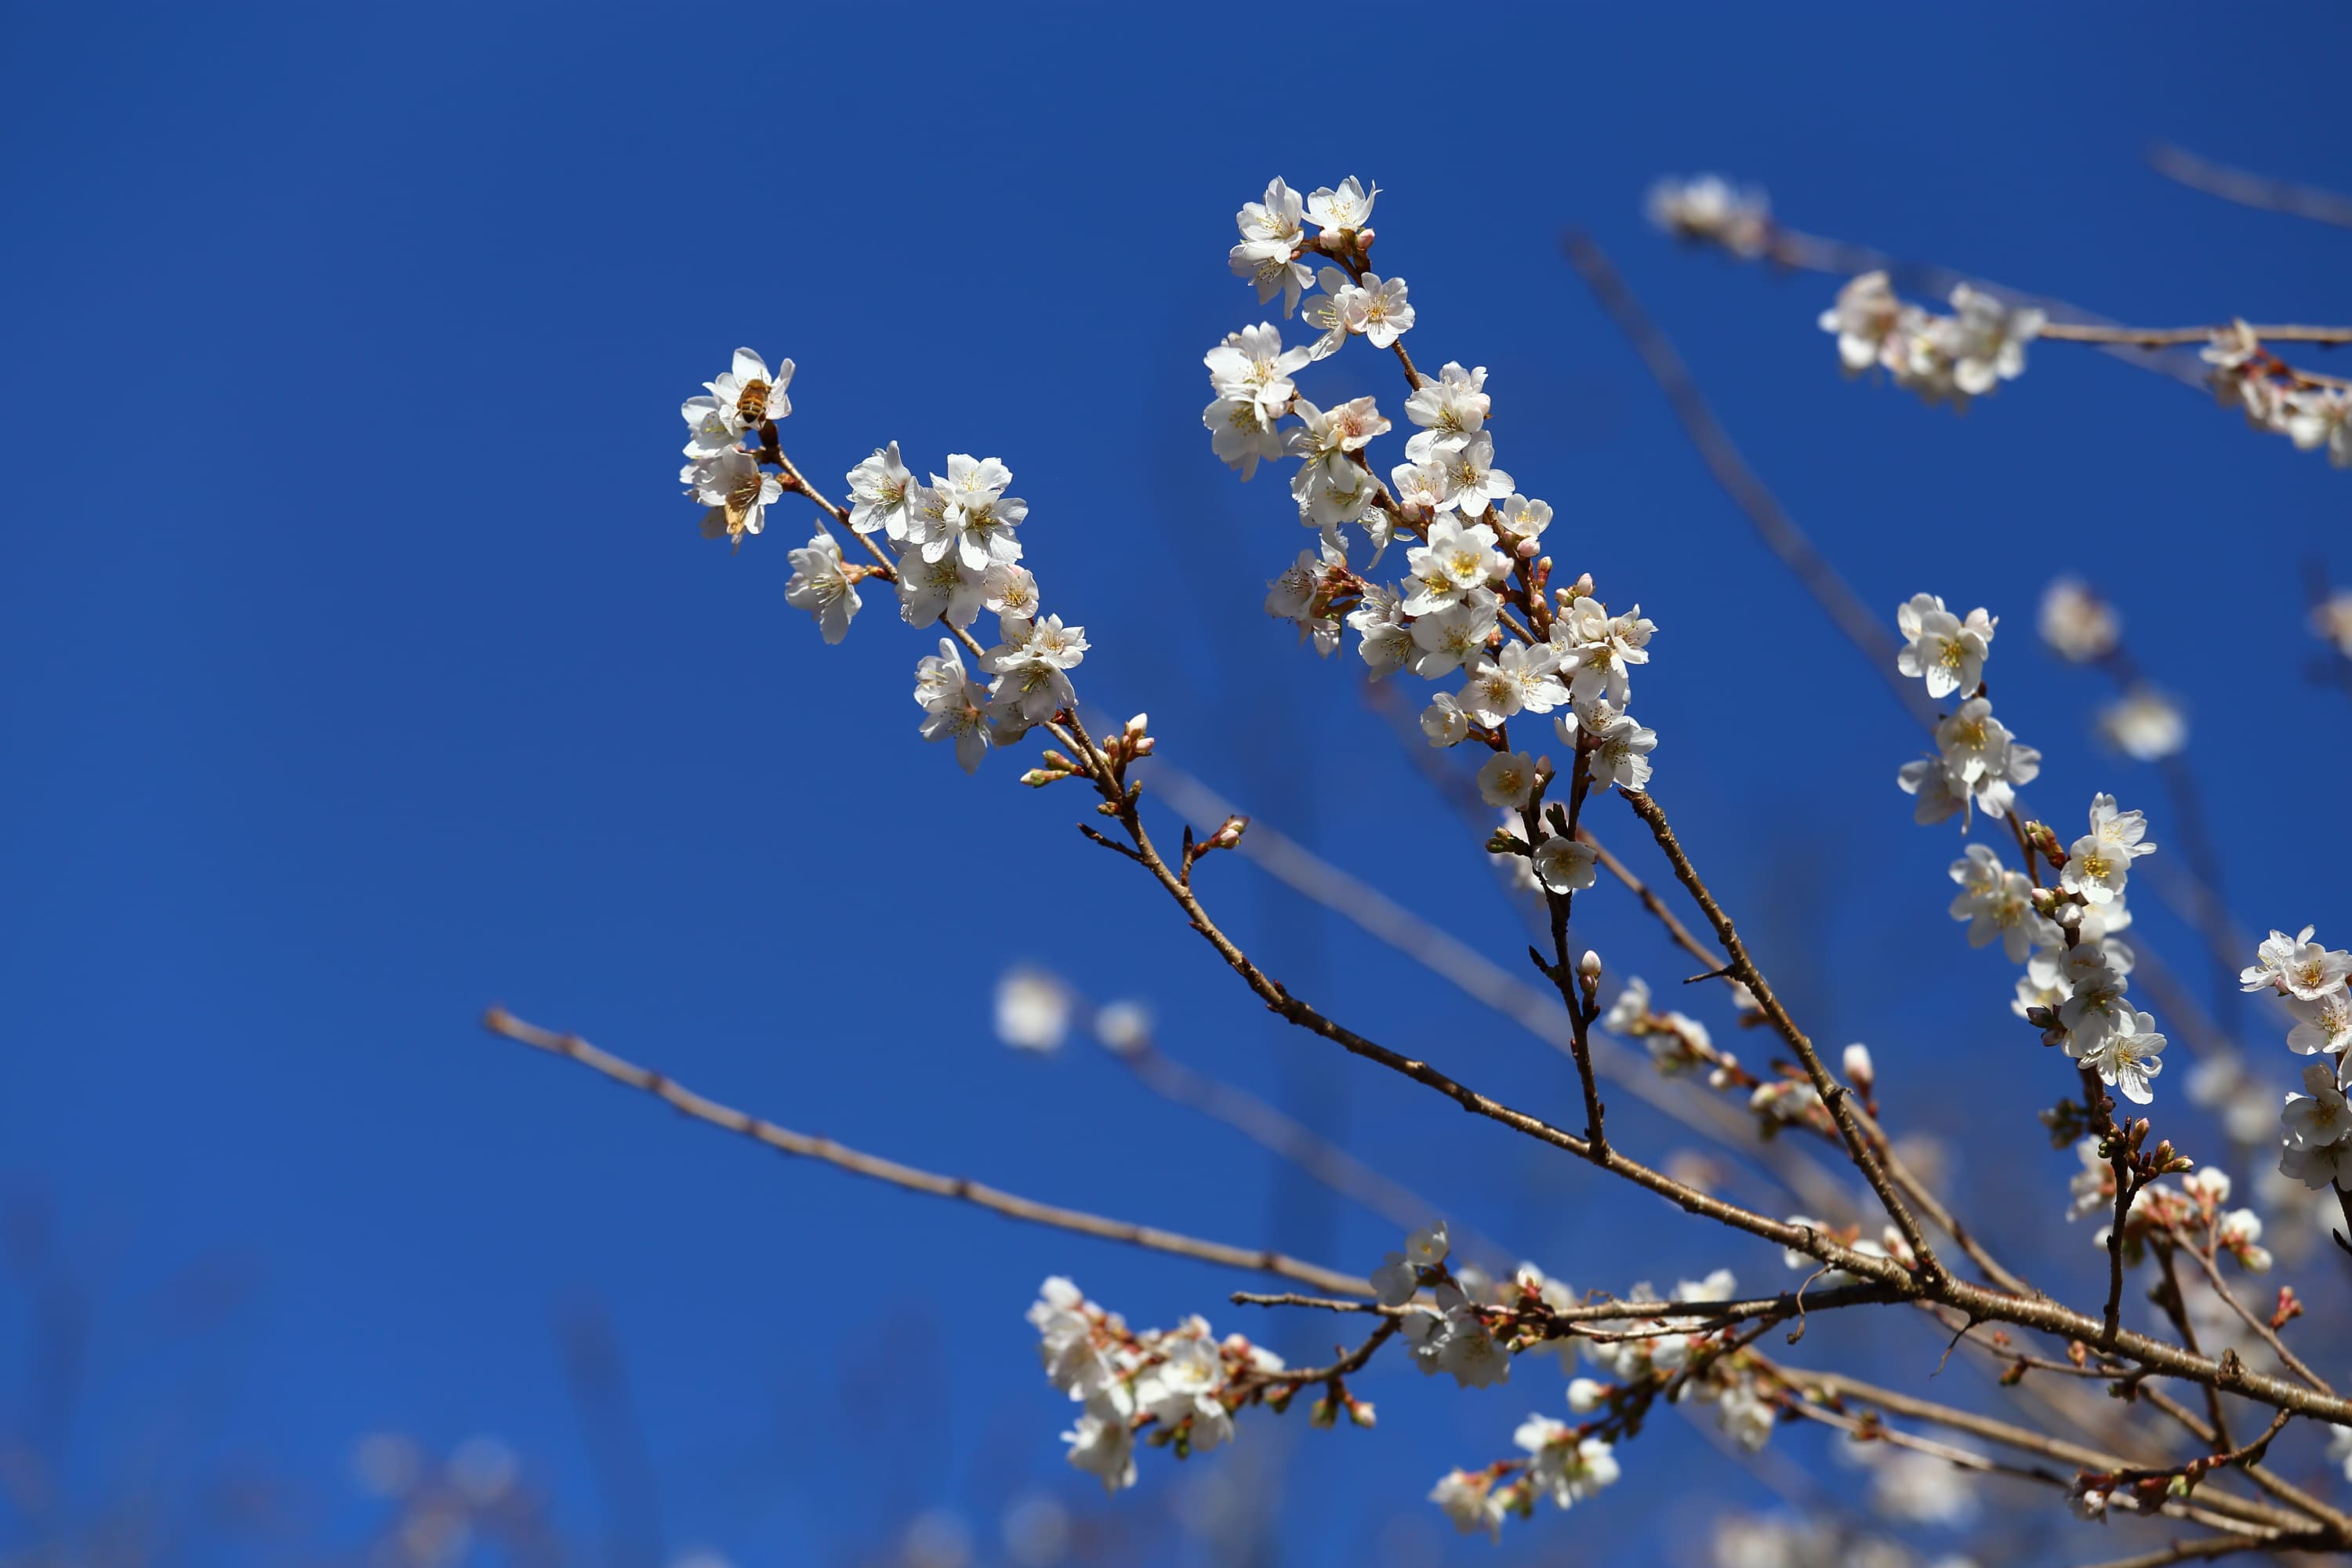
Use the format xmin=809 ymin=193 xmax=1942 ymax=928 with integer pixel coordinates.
xmin=484 ymin=1007 xmax=1372 ymax=1297
xmin=2150 ymin=141 xmax=2352 ymax=229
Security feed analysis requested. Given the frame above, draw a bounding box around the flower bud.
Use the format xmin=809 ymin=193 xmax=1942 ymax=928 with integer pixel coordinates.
xmin=1842 ymin=1043 xmax=1875 ymax=1091
xmin=1346 ymin=1396 xmax=1377 ymax=1429
xmin=1578 ymin=950 xmax=1602 ymax=982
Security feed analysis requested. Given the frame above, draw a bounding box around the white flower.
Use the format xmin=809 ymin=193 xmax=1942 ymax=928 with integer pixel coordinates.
xmin=982 ymin=562 xmax=1040 ymax=622
xmin=898 ymin=551 xmax=987 ymax=630
xmin=1370 ymin=1254 xmax=1419 ymax=1308
xmin=1205 ymin=395 xmax=1284 ymax=480
xmin=906 ymin=456 xmax=1025 ymax=570
xmin=1421 ymin=691 xmax=1472 ymax=747
xmin=1438 ymin=432 xmax=1513 ymax=518
xmin=681 ymin=392 xmax=740 ymax=459
xmin=1549 ymin=599 xmax=1655 ymax=706
xmin=996 ymin=968 xmax=1073 ymax=1052
xmin=1581 ymin=702 xmax=1658 ymax=793
xmin=845 ymin=442 xmax=915 ymax=539
xmin=2089 ymin=1014 xmax=2166 ymax=1105
xmin=1403 ymin=361 xmax=1490 ymax=463
xmin=1409 ymin=600 xmax=1500 ymax=678
xmin=1894 ymin=593 xmax=1994 ymax=699
xmin=1602 ymin=976 xmax=1652 ymax=1034
xmin=1819 ymin=271 xmax=1904 ymax=372
xmin=1947 ymin=844 xmax=2060 ymax=962
xmin=684 ymin=449 xmax=783 ymax=542
xmin=1515 ymin=1419 xmax=1620 ymax=1508
xmin=1650 ymin=175 xmax=1772 ymax=256
xmin=1206 ymin=322 xmax=1312 ymax=414
xmin=913 ymin=642 xmax=992 ymax=773
xmin=2098 ymin=686 xmax=2187 ymax=761
xmin=2286 ymin=989 xmax=2352 ymax=1068
xmin=1306 ymin=176 xmax=1377 ymax=233
xmin=1232 ymin=239 xmax=1313 ymax=319
xmin=1477 ymin=751 xmax=1542 ymax=811
xmin=1343 ymin=273 xmax=1414 ymax=348
xmin=783 ymin=532 xmax=862 ymax=643
xmin=1897 ymin=756 xmax=1966 ymax=825
xmin=2038 ymin=577 xmax=2118 ymax=662
xmin=1133 ymin=1330 xmax=1234 ymax=1453
xmin=2284 ymin=388 xmax=2352 ymax=467
xmin=1406 ymin=1221 xmax=1450 ymax=1268
xmin=1494 ymin=493 xmax=1552 ymax=543
xmin=1533 ymin=836 xmax=1597 ymax=895
xmin=1288 ymin=386 xmax=1386 ymax=456
xmin=1429 ymin=1470 xmax=1505 ymax=1539
xmin=1403 ymin=517 xmax=1505 ymax=614
xmin=1236 ymin=177 xmax=1304 ymax=251
xmin=1936 ymin=285 xmax=2043 ymax=396
xmin=2281 ymin=1062 xmax=2351 ymax=1149
xmin=1062 ymin=1396 xmax=1136 ymax=1493
xmin=2245 ymin=927 xmax=2352 ymax=1000
xmin=2057 ymin=944 xmax=2133 ymax=1052
xmin=705 ymin=347 xmax=793 ymax=433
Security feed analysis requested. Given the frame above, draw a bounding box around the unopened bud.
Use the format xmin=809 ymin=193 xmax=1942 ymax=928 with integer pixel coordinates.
xmin=1125 ymin=712 xmax=1149 ymax=735
xmin=1308 ymin=1395 xmax=1338 ymax=1429
xmin=1515 ymin=537 xmax=1539 ymax=559
xmin=1211 ymin=814 xmax=1249 ymax=849
xmin=1842 ymin=1043 xmax=1875 ymax=1091
xmin=1570 ymin=572 xmax=1595 ymax=599
xmin=1578 ymin=950 xmax=1602 ymax=982
xmin=1345 ymin=1396 xmax=1377 ymax=1429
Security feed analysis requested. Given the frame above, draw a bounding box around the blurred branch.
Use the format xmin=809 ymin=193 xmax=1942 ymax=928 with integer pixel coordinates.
xmin=485 ymin=1006 xmax=1372 ymax=1297
xmin=1564 ymin=229 xmax=1937 ymax=734
xmin=556 ymin=1298 xmax=664 ymax=1568
xmin=1109 ymin=1038 xmax=1514 ymax=1274
xmin=2150 ymin=141 xmax=2352 ymax=229
xmin=1144 ymin=760 xmax=1859 ymax=1223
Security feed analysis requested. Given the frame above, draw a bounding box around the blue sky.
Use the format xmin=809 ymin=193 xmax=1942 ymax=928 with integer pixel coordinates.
xmin=5 ymin=2 xmax=2352 ymax=1563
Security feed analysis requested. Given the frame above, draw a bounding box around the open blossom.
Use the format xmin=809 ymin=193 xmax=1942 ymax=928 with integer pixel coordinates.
xmin=2241 ymin=926 xmax=2352 ymax=1000
xmin=1938 ymin=284 xmax=2044 ymax=395
xmin=700 ymin=347 xmax=793 ymax=435
xmin=2285 ymin=989 xmax=2352 ymax=1076
xmin=1207 ymin=322 xmax=1312 ymax=415
xmin=1578 ymin=702 xmax=1657 ymax=793
xmin=898 ymin=550 xmax=987 ymax=629
xmin=1494 ymin=493 xmax=1553 ymax=543
xmin=1894 ymin=593 xmax=1995 ymax=699
xmin=1550 ymin=598 xmax=1654 ymax=706
xmin=1206 ymin=394 xmax=1284 ymax=479
xmin=2061 ymin=794 xmax=2152 ymax=906
xmin=1231 ymin=179 xmax=1311 ymax=316
xmin=1236 ymin=176 xmax=1304 ymax=252
xmin=1343 ymin=272 xmax=1414 ymax=347
xmin=1306 ymin=176 xmax=1377 ymax=233
xmin=1947 ymin=844 xmax=2059 ymax=961
xmin=1430 ymin=1470 xmax=1507 ymax=1539
xmin=2056 ymin=942 xmax=2133 ymax=1052
xmin=1439 ymin=432 xmax=1513 ymax=517
xmin=783 ymin=532 xmax=862 ymax=644
xmin=1476 ymin=750 xmax=1542 ymax=811
xmin=1515 ymin=1418 xmax=1621 ymax=1509
xmin=2284 ymin=387 xmax=2352 ymax=467
xmin=1460 ymin=643 xmax=1566 ymax=726
xmin=1403 ymin=361 xmax=1490 ymax=460
xmin=1421 ymin=691 xmax=1470 ymax=747
xmin=845 ymin=441 xmax=916 ymax=539
xmin=1409 ymin=599 xmax=1500 ymax=678
xmin=1532 ymin=835 xmax=1597 ymax=895
xmin=684 ymin=449 xmax=783 ymax=542
xmin=2281 ymin=1061 xmax=2351 ymax=1150
xmin=2089 ymin=1012 xmax=2167 ymax=1105
xmin=913 ymin=640 xmax=991 ymax=772
xmin=1403 ymin=517 xmax=1505 ymax=613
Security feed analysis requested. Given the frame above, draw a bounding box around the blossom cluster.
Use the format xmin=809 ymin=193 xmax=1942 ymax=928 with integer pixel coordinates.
xmin=1211 ymin=178 xmax=1661 ymax=885
xmin=673 ymin=348 xmax=1093 ymax=775
xmin=1026 ymin=1277 xmax=1301 ymax=1494
xmin=1892 ymin=594 xmax=2041 ymax=823
xmin=2065 ymin=1152 xmax=2273 ymax=1272
xmin=2241 ymin=926 xmax=2352 ymax=1191
xmin=1891 ymin=592 xmax=2174 ymax=1105
xmin=1820 ymin=274 xmax=2045 ymax=408
xmin=2201 ymin=322 xmax=2352 ymax=468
